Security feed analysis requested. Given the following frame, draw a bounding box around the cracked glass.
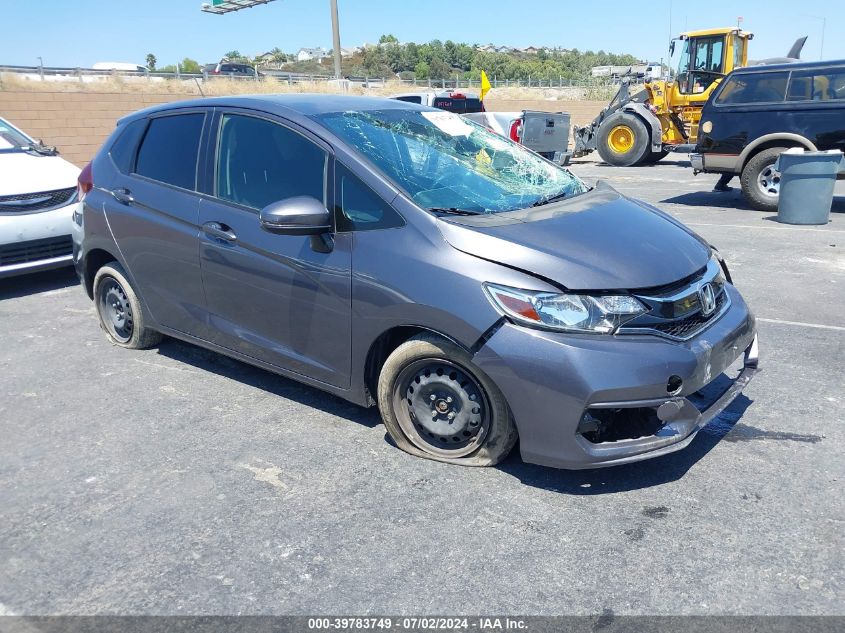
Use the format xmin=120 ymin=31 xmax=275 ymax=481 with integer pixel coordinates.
xmin=314 ymin=109 xmax=587 ymax=214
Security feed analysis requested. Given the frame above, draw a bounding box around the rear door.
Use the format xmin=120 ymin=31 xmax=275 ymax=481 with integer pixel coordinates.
xmin=103 ymin=110 xmax=209 ymax=338
xmin=197 ymin=110 xmax=352 ymax=388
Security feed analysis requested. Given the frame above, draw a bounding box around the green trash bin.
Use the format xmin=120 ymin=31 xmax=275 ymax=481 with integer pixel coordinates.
xmin=775 ymin=149 xmax=844 ymax=225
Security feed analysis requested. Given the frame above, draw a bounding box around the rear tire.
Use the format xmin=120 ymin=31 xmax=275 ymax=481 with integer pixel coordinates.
xmin=597 ymin=112 xmax=652 ymax=166
xmin=740 ymin=147 xmax=786 ymax=211
xmin=93 ymin=262 xmax=162 ymax=349
xmin=377 ymin=334 xmax=517 ymax=467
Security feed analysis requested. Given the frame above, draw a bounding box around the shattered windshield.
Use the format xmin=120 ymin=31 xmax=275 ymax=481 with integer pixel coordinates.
xmin=314 ymin=108 xmax=587 ymax=213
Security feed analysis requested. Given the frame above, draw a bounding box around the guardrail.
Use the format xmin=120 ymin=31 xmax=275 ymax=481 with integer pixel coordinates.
xmin=0 ymin=64 xmax=624 ymax=91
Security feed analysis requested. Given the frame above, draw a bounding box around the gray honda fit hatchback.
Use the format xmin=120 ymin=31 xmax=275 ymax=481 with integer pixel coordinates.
xmin=73 ymin=95 xmax=758 ymax=470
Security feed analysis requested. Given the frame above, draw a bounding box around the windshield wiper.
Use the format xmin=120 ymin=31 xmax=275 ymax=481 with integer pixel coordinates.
xmin=24 ymin=142 xmax=58 ymax=156
xmin=428 ymin=207 xmax=484 ymax=216
xmin=531 ymin=191 xmax=570 ymax=207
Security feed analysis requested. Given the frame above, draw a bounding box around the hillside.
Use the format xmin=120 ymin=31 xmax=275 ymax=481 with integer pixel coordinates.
xmin=276 ymin=36 xmax=638 ymax=82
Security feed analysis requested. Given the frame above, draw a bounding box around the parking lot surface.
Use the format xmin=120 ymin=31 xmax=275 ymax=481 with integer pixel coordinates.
xmin=1 ymin=157 xmax=842 ymax=616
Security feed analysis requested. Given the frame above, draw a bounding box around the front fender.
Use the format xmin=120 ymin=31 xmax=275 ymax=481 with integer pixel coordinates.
xmin=622 ymin=103 xmax=664 ymax=152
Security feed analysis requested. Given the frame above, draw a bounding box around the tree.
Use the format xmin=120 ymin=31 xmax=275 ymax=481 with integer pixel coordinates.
xmin=378 ymin=34 xmax=399 ymax=45
xmin=428 ymin=56 xmax=451 ymax=80
xmin=269 ymin=47 xmax=286 ymax=65
xmin=224 ymin=50 xmax=247 ymax=62
xmin=180 ymin=58 xmax=201 ymax=74
xmin=145 ymin=53 xmax=157 ymax=71
xmin=414 ymin=61 xmax=430 ymax=79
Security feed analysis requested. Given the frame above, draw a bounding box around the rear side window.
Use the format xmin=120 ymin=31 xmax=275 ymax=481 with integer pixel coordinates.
xmin=215 ymin=113 xmax=327 ymax=210
xmin=395 ymin=95 xmax=422 ymax=104
xmin=109 ymin=118 xmax=147 ymax=174
xmin=715 ymin=72 xmax=789 ymax=105
xmin=335 ymin=163 xmax=404 ymax=232
xmin=135 ymin=113 xmax=204 ymax=190
xmin=787 ymin=67 xmax=845 ymax=101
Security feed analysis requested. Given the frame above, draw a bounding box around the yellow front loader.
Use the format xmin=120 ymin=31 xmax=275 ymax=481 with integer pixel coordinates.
xmin=573 ymin=27 xmax=807 ymax=166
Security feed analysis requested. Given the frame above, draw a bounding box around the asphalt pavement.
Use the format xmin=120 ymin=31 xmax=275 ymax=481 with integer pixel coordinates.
xmin=0 ymin=157 xmax=842 ymax=616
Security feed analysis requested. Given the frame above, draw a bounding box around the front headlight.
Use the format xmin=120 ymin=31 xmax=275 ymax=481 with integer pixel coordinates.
xmin=484 ymin=283 xmax=647 ymax=334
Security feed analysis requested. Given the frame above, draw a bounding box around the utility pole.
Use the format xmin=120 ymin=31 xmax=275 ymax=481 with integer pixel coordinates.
xmin=329 ymin=0 xmax=342 ymax=79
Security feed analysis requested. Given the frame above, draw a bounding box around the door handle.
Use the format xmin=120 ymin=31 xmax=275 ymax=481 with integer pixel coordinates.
xmin=110 ymin=187 xmax=134 ymax=205
xmin=202 ymin=221 xmax=237 ymax=243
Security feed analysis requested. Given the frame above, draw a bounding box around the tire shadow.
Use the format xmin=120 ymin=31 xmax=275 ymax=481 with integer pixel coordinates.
xmin=154 ymin=337 xmax=383 ymax=429
xmin=662 ymin=192 xmax=845 ymax=213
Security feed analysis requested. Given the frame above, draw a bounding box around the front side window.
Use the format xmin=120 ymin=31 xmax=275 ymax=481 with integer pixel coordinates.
xmin=215 ymin=114 xmax=327 ymax=210
xmin=314 ymin=109 xmax=586 ymax=214
xmin=715 ymin=72 xmax=790 ymax=105
xmin=787 ymin=68 xmax=845 ymax=101
xmin=135 ymin=113 xmax=204 ymax=190
xmin=335 ymin=163 xmax=404 ymax=232
xmin=677 ymin=36 xmax=725 ymax=94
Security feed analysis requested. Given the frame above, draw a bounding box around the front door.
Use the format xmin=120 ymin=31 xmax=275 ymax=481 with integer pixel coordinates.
xmin=198 ymin=111 xmax=352 ymax=388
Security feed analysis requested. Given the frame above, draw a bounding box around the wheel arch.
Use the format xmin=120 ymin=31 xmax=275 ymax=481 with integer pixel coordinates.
xmin=620 ymin=103 xmax=664 ymax=153
xmin=738 ymin=134 xmax=816 ymax=170
xmin=82 ymin=248 xmax=120 ymax=299
xmin=362 ymin=325 xmax=471 ymax=407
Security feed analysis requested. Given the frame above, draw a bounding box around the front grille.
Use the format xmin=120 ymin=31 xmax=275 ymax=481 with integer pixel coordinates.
xmin=649 ymin=291 xmax=728 ymax=338
xmin=0 ymin=235 xmax=73 ymax=266
xmin=0 ymin=187 xmax=77 ymax=214
xmin=619 ymin=258 xmax=730 ymax=341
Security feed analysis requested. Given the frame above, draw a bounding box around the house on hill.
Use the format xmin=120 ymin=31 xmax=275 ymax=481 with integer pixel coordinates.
xmin=296 ymin=47 xmax=328 ymax=62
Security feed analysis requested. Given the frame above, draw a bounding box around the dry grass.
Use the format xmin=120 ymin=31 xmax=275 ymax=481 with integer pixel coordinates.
xmin=0 ymin=72 xmax=614 ymax=101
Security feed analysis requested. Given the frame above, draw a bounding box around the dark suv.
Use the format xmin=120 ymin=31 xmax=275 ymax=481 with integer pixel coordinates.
xmin=692 ymin=59 xmax=845 ymax=210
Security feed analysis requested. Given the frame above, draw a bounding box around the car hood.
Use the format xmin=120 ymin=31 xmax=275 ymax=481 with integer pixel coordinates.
xmin=0 ymin=152 xmax=80 ymax=196
xmin=436 ymin=185 xmax=711 ymax=291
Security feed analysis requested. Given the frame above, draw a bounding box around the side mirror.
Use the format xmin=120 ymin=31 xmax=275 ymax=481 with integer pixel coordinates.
xmin=259 ymin=196 xmax=331 ymax=235
xmin=669 ymin=40 xmax=676 ymax=56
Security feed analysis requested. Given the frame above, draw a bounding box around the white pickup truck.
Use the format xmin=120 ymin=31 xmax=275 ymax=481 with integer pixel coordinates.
xmin=463 ymin=111 xmax=572 ymax=165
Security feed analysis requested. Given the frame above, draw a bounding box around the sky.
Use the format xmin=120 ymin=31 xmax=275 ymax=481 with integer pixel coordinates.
xmin=2 ymin=0 xmax=842 ymax=69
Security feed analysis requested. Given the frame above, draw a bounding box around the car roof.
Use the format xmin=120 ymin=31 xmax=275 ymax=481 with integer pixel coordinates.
xmin=732 ymin=59 xmax=845 ymax=74
xmin=118 ymin=94 xmax=426 ymax=125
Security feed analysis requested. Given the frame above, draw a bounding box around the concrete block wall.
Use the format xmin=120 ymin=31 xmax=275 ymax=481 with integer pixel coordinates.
xmin=0 ymin=91 xmax=606 ymax=167
xmin=0 ymin=91 xmax=193 ymax=167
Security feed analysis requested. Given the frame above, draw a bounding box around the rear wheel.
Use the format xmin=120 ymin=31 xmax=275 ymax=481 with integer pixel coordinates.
xmin=93 ymin=262 xmax=162 ymax=349
xmin=377 ymin=334 xmax=517 ymax=467
xmin=597 ymin=112 xmax=651 ymax=166
xmin=740 ymin=147 xmax=786 ymax=211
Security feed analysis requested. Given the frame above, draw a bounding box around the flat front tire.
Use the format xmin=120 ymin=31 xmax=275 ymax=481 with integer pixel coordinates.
xmin=93 ymin=262 xmax=162 ymax=349
xmin=377 ymin=334 xmax=517 ymax=467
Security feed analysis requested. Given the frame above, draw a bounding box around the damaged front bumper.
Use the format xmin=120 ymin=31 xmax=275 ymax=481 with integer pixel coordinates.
xmin=472 ymin=284 xmax=758 ymax=469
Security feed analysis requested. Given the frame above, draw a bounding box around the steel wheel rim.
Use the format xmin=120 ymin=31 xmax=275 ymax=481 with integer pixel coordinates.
xmin=392 ymin=358 xmax=491 ymax=458
xmin=757 ymin=163 xmax=781 ymax=197
xmin=608 ymin=124 xmax=635 ymax=154
xmin=98 ymin=278 xmax=134 ymax=343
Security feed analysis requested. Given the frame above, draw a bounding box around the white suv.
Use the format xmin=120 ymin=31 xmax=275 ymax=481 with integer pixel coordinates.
xmin=0 ymin=117 xmax=80 ymax=278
